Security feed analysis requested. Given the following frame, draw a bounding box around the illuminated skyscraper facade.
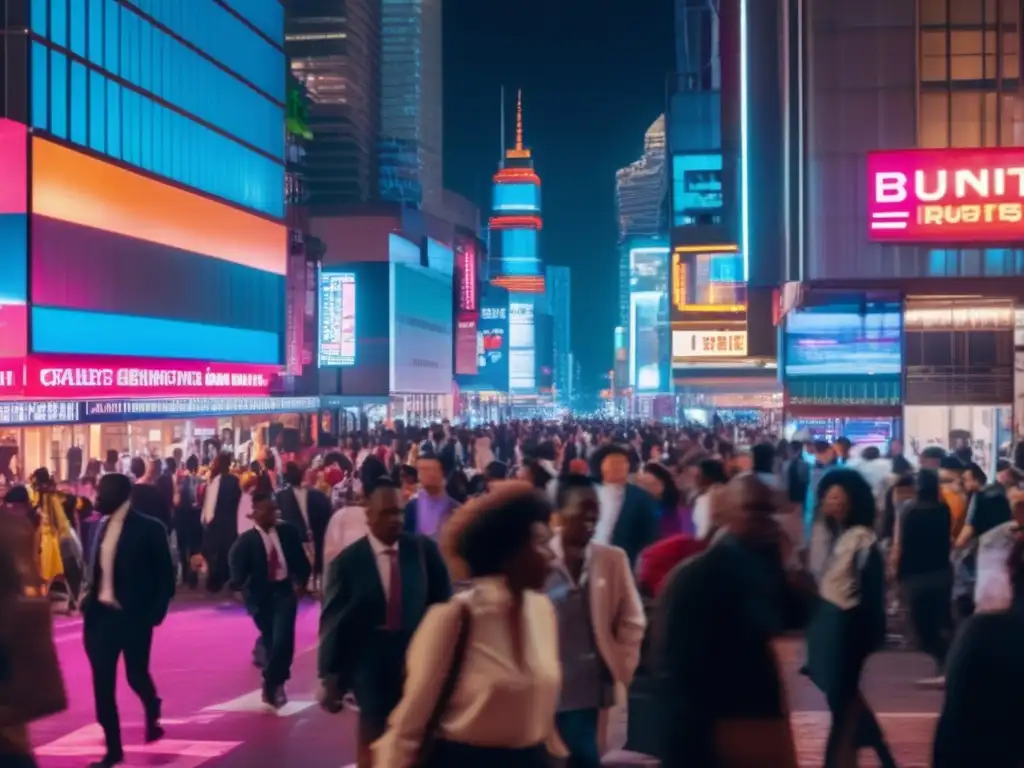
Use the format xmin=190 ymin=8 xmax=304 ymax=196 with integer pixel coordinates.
xmin=286 ymin=0 xmax=381 ymax=207
xmin=379 ymin=0 xmax=443 ymax=214
xmin=490 ymin=91 xmax=543 ymax=395
xmin=616 ymin=114 xmax=668 ymax=327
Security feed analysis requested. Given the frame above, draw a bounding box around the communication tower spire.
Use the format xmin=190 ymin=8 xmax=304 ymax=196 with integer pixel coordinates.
xmin=515 ymin=89 xmax=524 ymax=151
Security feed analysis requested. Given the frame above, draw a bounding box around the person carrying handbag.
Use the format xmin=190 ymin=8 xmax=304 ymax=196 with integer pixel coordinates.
xmin=373 ymin=482 xmax=568 ymax=768
xmin=0 ymin=495 xmax=68 ymax=767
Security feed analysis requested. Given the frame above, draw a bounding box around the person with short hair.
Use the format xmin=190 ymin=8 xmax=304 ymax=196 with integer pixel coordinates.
xmin=318 ymin=477 xmax=452 ymax=768
xmin=277 ymin=461 xmax=332 ymax=584
xmin=82 ymin=473 xmax=175 ymax=768
xmin=592 ymin=445 xmax=658 ymax=567
xmin=373 ymin=482 xmax=566 ymax=767
xmin=547 ymin=475 xmax=645 ymax=766
xmin=229 ymin=487 xmax=310 ymax=709
xmin=404 ymin=454 xmax=458 ymax=538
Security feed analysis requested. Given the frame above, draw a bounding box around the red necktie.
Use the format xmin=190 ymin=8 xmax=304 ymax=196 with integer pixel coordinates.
xmin=268 ymin=543 xmax=282 ymax=582
xmin=384 ymin=549 xmax=402 ymax=630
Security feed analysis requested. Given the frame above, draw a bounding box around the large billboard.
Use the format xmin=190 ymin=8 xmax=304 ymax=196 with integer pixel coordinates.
xmin=509 ymin=300 xmax=536 ymax=392
xmin=672 ymin=154 xmax=723 ymax=226
xmin=317 ymin=272 xmax=356 ymax=367
xmin=629 ymin=245 xmax=669 ymax=391
xmin=456 ymin=296 xmax=510 ymax=392
xmin=867 ymin=148 xmax=1024 ymax=243
xmin=30 ymin=138 xmax=286 ymax=364
xmin=784 ymin=308 xmax=902 ymax=377
xmin=390 ymin=263 xmax=454 ymax=394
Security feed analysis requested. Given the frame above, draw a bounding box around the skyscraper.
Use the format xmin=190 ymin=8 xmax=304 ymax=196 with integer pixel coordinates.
xmin=287 ymin=0 xmax=381 ymax=207
xmin=379 ymin=0 xmax=444 ymax=214
xmin=615 ymin=114 xmax=668 ymax=326
xmin=545 ymin=265 xmax=572 ymax=404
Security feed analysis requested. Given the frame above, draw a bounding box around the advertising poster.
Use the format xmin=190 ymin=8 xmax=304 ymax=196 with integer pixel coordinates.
xmin=509 ymin=301 xmax=535 ymax=391
xmin=318 ymin=272 xmax=356 ymax=367
xmin=672 ymin=154 xmax=723 ymax=225
xmin=672 ymin=329 xmax=747 ymax=359
xmin=390 ymin=263 xmax=454 ymax=393
xmin=631 ymin=294 xmax=662 ymax=390
xmin=455 ymin=315 xmax=478 ymax=375
xmin=459 ymin=300 xmax=509 ymax=392
xmin=784 ymin=309 xmax=901 ymax=377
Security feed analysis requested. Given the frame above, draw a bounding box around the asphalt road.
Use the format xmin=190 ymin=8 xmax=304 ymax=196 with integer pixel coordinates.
xmin=31 ymin=603 xmax=942 ymax=767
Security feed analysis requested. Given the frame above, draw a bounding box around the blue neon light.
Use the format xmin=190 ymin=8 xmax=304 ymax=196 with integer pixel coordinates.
xmin=740 ymin=0 xmax=750 ymax=281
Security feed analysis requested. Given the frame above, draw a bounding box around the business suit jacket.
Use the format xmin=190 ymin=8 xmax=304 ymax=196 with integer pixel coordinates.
xmin=318 ymin=533 xmax=452 ymax=724
xmin=276 ymin=485 xmax=331 ymax=572
xmin=82 ymin=509 xmax=175 ymax=627
xmin=610 ymin=484 xmax=660 ymax=568
xmin=201 ymin=473 xmax=242 ymax=556
xmin=228 ymin=522 xmax=311 ymax=614
xmin=585 ymin=541 xmax=647 ymax=691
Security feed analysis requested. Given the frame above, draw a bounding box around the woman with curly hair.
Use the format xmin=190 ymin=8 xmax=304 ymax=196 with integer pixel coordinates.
xmin=806 ymin=469 xmax=896 ymax=768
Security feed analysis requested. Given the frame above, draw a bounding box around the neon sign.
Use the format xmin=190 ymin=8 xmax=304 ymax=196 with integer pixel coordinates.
xmin=867 ymin=148 xmax=1024 ymax=242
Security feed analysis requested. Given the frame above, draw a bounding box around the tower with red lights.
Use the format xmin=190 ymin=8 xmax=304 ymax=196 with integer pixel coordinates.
xmin=490 ymin=90 xmax=544 ymax=294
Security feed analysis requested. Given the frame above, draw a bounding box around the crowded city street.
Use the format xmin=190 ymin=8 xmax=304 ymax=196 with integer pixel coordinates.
xmin=29 ymin=603 xmax=942 ymax=768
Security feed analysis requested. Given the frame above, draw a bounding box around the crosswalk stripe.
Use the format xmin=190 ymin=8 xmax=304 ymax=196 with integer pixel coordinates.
xmin=202 ymin=688 xmax=316 ymax=716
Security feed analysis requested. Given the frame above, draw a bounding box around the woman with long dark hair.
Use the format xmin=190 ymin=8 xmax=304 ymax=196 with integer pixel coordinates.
xmin=806 ymin=469 xmax=896 ymax=768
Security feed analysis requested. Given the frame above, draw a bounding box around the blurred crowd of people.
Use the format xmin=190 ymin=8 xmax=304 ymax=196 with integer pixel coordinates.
xmin=1 ymin=418 xmax=1023 ymax=767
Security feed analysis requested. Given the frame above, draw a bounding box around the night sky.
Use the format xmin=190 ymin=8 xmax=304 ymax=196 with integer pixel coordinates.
xmin=443 ymin=0 xmax=675 ymax=397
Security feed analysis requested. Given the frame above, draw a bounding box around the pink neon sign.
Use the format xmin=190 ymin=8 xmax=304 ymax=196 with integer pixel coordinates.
xmin=867 ymin=148 xmax=1024 ymax=243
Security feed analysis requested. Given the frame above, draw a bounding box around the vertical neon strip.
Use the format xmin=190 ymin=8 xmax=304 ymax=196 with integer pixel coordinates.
xmin=739 ymin=0 xmax=750 ymax=281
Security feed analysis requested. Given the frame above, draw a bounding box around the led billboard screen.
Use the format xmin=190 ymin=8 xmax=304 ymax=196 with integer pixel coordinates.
xmin=458 ymin=300 xmax=509 ymax=392
xmin=867 ymin=148 xmax=1024 ymax=243
xmin=673 ymin=330 xmax=747 ymax=359
xmin=455 ymin=236 xmax=478 ymax=313
xmin=390 ymin=264 xmax=454 ymax=394
xmin=318 ymin=272 xmax=356 ymax=367
xmin=785 ymin=309 xmax=902 ymax=377
xmin=455 ymin=315 xmax=478 ymax=375
xmin=509 ymin=301 xmax=535 ymax=391
xmin=672 ymin=154 xmax=723 ymax=225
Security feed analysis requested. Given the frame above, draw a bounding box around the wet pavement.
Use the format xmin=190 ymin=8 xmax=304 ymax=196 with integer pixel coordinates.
xmin=33 ymin=604 xmax=941 ymax=767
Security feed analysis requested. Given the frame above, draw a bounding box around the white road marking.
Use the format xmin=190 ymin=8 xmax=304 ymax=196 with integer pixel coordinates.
xmin=202 ymin=689 xmax=316 ymax=716
xmin=35 ymin=724 xmax=240 ymax=766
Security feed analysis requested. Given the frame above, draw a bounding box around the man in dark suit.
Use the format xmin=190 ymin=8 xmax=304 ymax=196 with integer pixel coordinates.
xmin=229 ymin=487 xmax=310 ymax=708
xmin=276 ymin=461 xmax=331 ymax=585
xmin=199 ymin=452 xmax=242 ymax=593
xmin=593 ymin=444 xmax=659 ymax=567
xmin=82 ymin=473 xmax=175 ymax=768
xmin=317 ymin=476 xmax=452 ymax=768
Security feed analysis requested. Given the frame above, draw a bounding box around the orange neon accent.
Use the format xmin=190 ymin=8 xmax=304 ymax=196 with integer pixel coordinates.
xmin=493 ymin=168 xmax=541 ymax=185
xmin=490 ymin=275 xmax=545 ymax=293
xmin=488 ymin=215 xmax=542 ymax=230
xmin=673 ymin=244 xmax=738 ymax=254
xmin=31 ymin=139 xmax=286 ymax=275
xmin=674 ymin=304 xmax=746 ymax=313
xmin=672 ymin=254 xmax=688 ymax=309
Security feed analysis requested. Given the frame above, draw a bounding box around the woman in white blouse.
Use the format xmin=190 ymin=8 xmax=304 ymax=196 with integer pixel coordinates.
xmin=373 ymin=482 xmax=567 ymax=767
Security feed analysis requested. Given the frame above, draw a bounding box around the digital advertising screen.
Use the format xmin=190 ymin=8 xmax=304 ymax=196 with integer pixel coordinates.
xmin=455 ymin=235 xmax=479 ymax=313
xmin=672 ymin=330 xmax=747 ymax=359
xmin=631 ymin=293 xmax=662 ymax=391
xmin=455 ymin=315 xmax=478 ymax=376
xmin=390 ymin=263 xmax=454 ymax=393
xmin=867 ymin=147 xmax=1024 ymax=243
xmin=784 ymin=308 xmax=902 ymax=377
xmin=509 ymin=301 xmax=536 ymax=391
xmin=456 ymin=299 xmax=509 ymax=392
xmin=30 ymin=137 xmax=286 ymax=365
xmin=629 ymin=245 xmax=669 ymax=294
xmin=672 ymin=154 xmax=723 ymax=225
xmin=318 ymin=272 xmax=356 ymax=367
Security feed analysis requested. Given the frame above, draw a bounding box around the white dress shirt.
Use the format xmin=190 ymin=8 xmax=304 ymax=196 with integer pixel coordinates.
xmin=322 ymin=505 xmax=369 ymax=569
xmin=256 ymin=525 xmax=288 ymax=582
xmin=367 ymin=532 xmax=399 ymax=601
xmin=293 ymin=486 xmax=310 ymax=531
xmin=98 ymin=501 xmax=130 ymax=608
xmin=373 ymin=577 xmax=564 ymax=767
xmin=692 ymin=492 xmax=713 ymax=539
xmin=594 ymin=483 xmax=626 ymax=546
xmin=201 ymin=473 xmax=221 ymax=525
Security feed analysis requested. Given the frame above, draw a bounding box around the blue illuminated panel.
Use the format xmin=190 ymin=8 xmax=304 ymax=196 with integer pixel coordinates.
xmin=219 ymin=0 xmax=283 ymax=43
xmin=493 ymin=183 xmax=540 ymax=212
xmin=31 ymin=43 xmax=284 ymax=217
xmin=31 ymin=0 xmax=283 ymax=157
xmin=119 ymin=0 xmax=285 ymax=100
xmin=32 ymin=307 xmax=280 ymax=364
xmin=499 ymin=229 xmax=538 ymax=260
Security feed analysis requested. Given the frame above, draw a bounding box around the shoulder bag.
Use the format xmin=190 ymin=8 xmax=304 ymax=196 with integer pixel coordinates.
xmin=414 ymin=601 xmax=473 ymax=767
xmin=0 ymin=595 xmax=68 ymax=727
